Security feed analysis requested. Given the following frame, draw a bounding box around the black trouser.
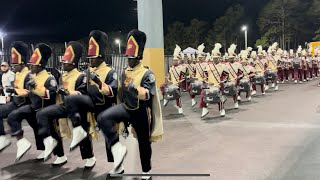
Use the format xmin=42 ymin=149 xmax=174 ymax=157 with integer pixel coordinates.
xmin=64 ymin=95 xmax=114 ymax=162
xmin=37 ymin=104 xmax=94 ymax=159
xmin=97 ymin=104 xmax=152 ymax=172
xmin=7 ymin=105 xmax=44 ymax=150
xmin=0 ymin=102 xmax=18 ymax=136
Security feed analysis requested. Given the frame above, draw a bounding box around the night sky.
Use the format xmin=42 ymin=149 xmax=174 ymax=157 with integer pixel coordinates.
xmin=0 ymin=0 xmax=267 ymax=45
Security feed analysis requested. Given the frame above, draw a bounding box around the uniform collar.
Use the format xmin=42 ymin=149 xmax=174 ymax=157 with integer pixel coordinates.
xmin=96 ymin=62 xmax=106 ymax=70
xmin=21 ymin=67 xmax=29 ymax=73
xmin=36 ymin=69 xmax=47 ymax=76
xmin=127 ymin=62 xmax=143 ymax=71
xmin=63 ymin=68 xmax=79 ymax=77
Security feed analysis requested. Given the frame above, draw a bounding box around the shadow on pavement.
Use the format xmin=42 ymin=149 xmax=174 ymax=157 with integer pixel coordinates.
xmin=266 ymin=89 xmax=284 ymax=93
xmin=1 ymin=160 xmax=70 ymax=179
xmin=239 ymin=101 xmax=258 ymax=105
xmin=53 ymin=167 xmax=99 ymax=180
xmin=225 ymin=108 xmax=248 ymax=114
xmin=163 ymin=114 xmax=185 ymax=120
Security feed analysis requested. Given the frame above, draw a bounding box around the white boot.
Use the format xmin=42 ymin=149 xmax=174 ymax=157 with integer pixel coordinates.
xmin=142 ymin=170 xmax=152 ymax=180
xmin=163 ymin=99 xmax=169 ymax=107
xmin=271 ymin=83 xmax=275 ymax=88
xmin=178 ymin=108 xmax=183 ymax=114
xmin=300 ymin=81 xmax=302 ymax=83
xmin=265 ymin=85 xmax=269 ymax=91
xmin=16 ymin=138 xmax=31 ymax=161
xmin=303 ymin=79 xmax=306 ymax=82
xmin=191 ymin=99 xmax=197 ymax=107
xmin=262 ymin=92 xmax=266 ymax=95
xmin=70 ymin=126 xmax=87 ymax=151
xmin=251 ymin=90 xmax=257 ymax=96
xmin=248 ymin=96 xmax=252 ymax=101
xmin=52 ymin=155 xmax=67 ymax=167
xmin=281 ymin=81 xmax=284 ymax=84
xmin=275 ymin=85 xmax=279 ymax=91
xmin=220 ymin=109 xmax=226 ymax=117
xmin=111 ymin=142 xmax=127 ymax=170
xmin=276 ymin=81 xmax=279 ymax=84
xmin=108 ymin=164 xmax=125 ymax=175
xmin=201 ymin=108 xmax=209 ymax=118
xmin=43 ymin=136 xmax=57 ymax=161
xmin=85 ymin=157 xmax=96 ymax=168
xmin=294 ymin=80 xmax=297 ymax=83
xmin=36 ymin=150 xmax=45 ymax=160
xmin=234 ymin=102 xmax=239 ymax=109
xmin=237 ymin=96 xmax=241 ymax=101
xmin=0 ymin=136 xmax=11 ymax=152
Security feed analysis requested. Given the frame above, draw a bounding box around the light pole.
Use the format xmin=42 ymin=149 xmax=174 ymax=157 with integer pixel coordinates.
xmin=241 ymin=26 xmax=248 ymax=50
xmin=0 ymin=32 xmax=7 ymax=61
xmin=115 ymin=39 xmax=121 ymax=54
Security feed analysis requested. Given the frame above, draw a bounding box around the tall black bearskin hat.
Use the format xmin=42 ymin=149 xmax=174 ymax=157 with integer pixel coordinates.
xmin=28 ymin=43 xmax=52 ymax=67
xmin=87 ymin=30 xmax=108 ymax=58
xmin=10 ymin=41 xmax=29 ymax=65
xmin=61 ymin=41 xmax=83 ymax=66
xmin=125 ymin=29 xmax=147 ymax=60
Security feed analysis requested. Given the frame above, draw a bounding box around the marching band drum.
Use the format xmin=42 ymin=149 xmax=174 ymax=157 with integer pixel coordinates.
xmin=162 ymin=83 xmax=181 ymax=101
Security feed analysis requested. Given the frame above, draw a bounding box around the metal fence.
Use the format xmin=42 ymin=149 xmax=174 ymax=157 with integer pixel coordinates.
xmin=1 ymin=49 xmax=173 ymax=80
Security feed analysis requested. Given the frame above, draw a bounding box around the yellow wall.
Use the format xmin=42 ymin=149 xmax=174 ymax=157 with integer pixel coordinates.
xmin=310 ymin=42 xmax=320 ymax=56
xmin=142 ymin=48 xmax=165 ymax=87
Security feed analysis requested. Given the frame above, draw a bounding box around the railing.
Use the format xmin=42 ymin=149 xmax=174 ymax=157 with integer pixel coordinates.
xmin=1 ymin=49 xmax=173 ymax=80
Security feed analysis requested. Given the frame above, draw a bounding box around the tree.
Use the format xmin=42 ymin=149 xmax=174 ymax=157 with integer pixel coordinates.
xmin=184 ymin=19 xmax=209 ymax=49
xmin=257 ymin=0 xmax=315 ymax=49
xmin=313 ymin=28 xmax=320 ymax=41
xmin=164 ymin=19 xmax=209 ymax=54
xmin=164 ymin=21 xmax=186 ymax=54
xmin=255 ymin=36 xmax=269 ymax=48
xmin=205 ymin=4 xmax=245 ymax=51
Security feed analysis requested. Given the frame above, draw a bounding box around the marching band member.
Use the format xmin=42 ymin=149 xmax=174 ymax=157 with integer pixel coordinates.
xmin=186 ymin=54 xmax=196 ymax=89
xmin=225 ymin=44 xmax=240 ymax=109
xmin=302 ymin=49 xmax=308 ymax=82
xmin=281 ymin=50 xmax=289 ymax=83
xmin=294 ymin=46 xmax=303 ymax=83
xmin=63 ymin=30 xmax=118 ymax=170
xmin=7 ymin=43 xmax=57 ymax=161
xmin=200 ymin=43 xmax=227 ymax=118
xmin=265 ymin=43 xmax=278 ymax=91
xmin=253 ymin=46 xmax=266 ymax=95
xmin=307 ymin=47 xmax=314 ymax=80
xmin=97 ymin=29 xmax=163 ymax=179
xmin=179 ymin=52 xmax=188 ymax=91
xmin=247 ymin=51 xmax=258 ymax=94
xmin=0 ymin=41 xmax=31 ymax=152
xmin=162 ymin=45 xmax=183 ymax=114
xmin=237 ymin=50 xmax=255 ymax=101
xmin=313 ymin=49 xmax=319 ymax=78
xmin=188 ymin=43 xmax=207 ymax=108
xmin=286 ymin=50 xmax=294 ymax=82
xmin=36 ymin=41 xmax=96 ymax=167
xmin=276 ymin=48 xmax=285 ymax=83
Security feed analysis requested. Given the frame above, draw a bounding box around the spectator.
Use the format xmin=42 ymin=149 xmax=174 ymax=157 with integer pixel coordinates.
xmin=1 ymin=62 xmax=15 ymax=103
xmin=0 ymin=71 xmax=3 ymax=96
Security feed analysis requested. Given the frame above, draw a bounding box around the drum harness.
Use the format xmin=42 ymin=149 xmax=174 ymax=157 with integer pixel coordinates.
xmin=195 ymin=63 xmax=206 ymax=80
xmin=206 ymin=63 xmax=221 ymax=87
